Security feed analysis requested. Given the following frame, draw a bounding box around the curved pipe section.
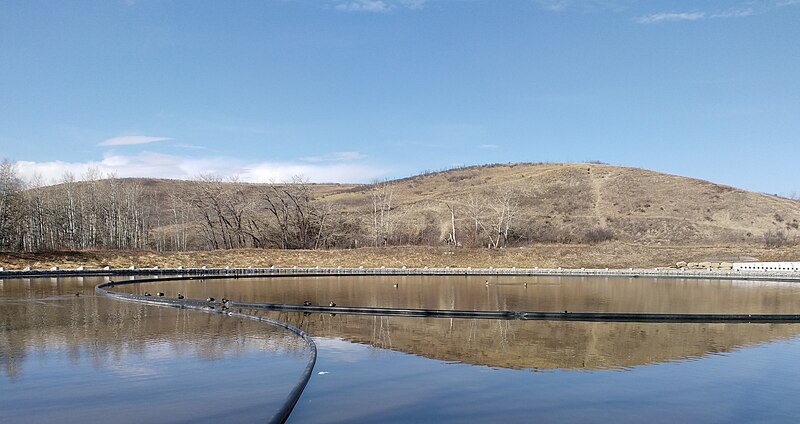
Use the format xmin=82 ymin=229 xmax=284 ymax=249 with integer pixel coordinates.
xmin=96 ymin=280 xmax=316 ymax=424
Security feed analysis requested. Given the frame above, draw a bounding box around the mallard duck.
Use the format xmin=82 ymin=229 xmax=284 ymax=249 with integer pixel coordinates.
xmin=144 ymin=292 xmax=151 ymax=297
xmin=177 ymin=293 xmax=185 ymax=299
xmin=303 ymin=300 xmax=312 ymax=306
xmin=329 ymin=301 xmax=336 ymax=307
xmin=207 ymin=297 xmax=215 ymax=302
xmin=157 ymin=292 xmax=164 ymax=297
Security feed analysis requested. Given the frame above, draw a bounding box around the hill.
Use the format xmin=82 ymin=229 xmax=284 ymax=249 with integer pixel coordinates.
xmin=320 ymin=162 xmax=800 ymax=245
xmin=6 ymin=162 xmax=800 ymax=251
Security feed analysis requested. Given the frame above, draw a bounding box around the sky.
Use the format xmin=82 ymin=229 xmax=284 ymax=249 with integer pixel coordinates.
xmin=1 ymin=0 xmax=798 ymax=193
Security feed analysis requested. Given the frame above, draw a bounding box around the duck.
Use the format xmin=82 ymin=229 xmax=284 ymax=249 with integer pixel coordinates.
xmin=207 ymin=297 xmax=215 ymax=302
xmin=393 ymin=284 xmax=399 ymax=288
xmin=75 ymin=292 xmax=81 ymax=297
xmin=144 ymin=292 xmax=151 ymax=297
xmin=303 ymin=300 xmax=312 ymax=306
xmin=523 ymin=282 xmax=528 ymax=288
xmin=177 ymin=293 xmax=185 ymax=299
xmin=157 ymin=292 xmax=164 ymax=297
xmin=329 ymin=301 xmax=337 ymax=307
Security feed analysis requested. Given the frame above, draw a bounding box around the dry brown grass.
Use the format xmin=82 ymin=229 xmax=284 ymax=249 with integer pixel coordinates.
xmin=2 ymin=242 xmax=800 ymax=270
xmin=322 ymin=163 xmax=800 ymax=244
xmin=33 ymin=163 xmax=800 ymax=248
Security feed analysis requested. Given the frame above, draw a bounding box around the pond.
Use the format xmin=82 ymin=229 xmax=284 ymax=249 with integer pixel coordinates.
xmin=4 ymin=274 xmax=800 ymax=423
xmin=0 ymin=276 xmax=312 ymax=423
xmin=119 ymin=274 xmax=800 ymax=314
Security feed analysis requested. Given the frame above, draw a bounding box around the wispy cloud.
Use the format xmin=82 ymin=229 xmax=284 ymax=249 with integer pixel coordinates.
xmin=537 ymin=0 xmax=797 ymax=21
xmin=333 ymin=0 xmax=427 ymax=13
xmin=634 ymin=11 xmax=704 ymax=24
xmin=711 ymin=8 xmax=755 ymax=19
xmin=478 ymin=144 xmax=498 ymax=149
xmin=399 ymin=0 xmax=427 ymax=10
xmin=98 ymin=135 xmax=171 ymax=146
xmin=15 ymin=152 xmax=385 ymax=184
xmin=635 ymin=0 xmax=800 ymax=23
xmin=335 ymin=0 xmax=392 ymax=13
xmin=535 ymin=0 xmax=634 ymax=13
xmin=301 ymin=151 xmax=367 ymax=162
xmin=174 ymin=143 xmax=209 ymax=150
xmin=536 ymin=0 xmax=570 ymax=11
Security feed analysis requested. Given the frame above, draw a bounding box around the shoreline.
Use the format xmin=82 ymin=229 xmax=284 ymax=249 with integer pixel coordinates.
xmin=2 ymin=243 xmax=800 ymax=271
xmin=3 ymin=265 xmax=800 ymax=283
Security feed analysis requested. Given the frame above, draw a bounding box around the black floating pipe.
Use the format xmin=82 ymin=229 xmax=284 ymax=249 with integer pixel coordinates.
xmin=96 ymin=281 xmax=316 ymax=424
xmin=520 ymin=311 xmax=800 ymax=323
xmin=234 ymin=301 xmax=520 ymax=319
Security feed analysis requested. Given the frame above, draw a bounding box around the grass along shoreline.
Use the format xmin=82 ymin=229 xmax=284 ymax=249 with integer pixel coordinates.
xmin=1 ymin=243 xmax=799 ymax=271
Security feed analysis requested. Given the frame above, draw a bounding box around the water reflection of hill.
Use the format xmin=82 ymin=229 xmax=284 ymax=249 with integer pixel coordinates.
xmin=129 ymin=275 xmax=800 ymax=314
xmin=0 ymin=277 xmax=306 ymax=381
xmin=9 ymin=275 xmax=800 ymax=374
xmin=118 ymin=275 xmax=800 ymax=370
xmin=254 ymin=311 xmax=800 ymax=370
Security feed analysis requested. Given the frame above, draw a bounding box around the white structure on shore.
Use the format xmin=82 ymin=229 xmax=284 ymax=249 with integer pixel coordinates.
xmin=733 ymin=262 xmax=800 ymax=272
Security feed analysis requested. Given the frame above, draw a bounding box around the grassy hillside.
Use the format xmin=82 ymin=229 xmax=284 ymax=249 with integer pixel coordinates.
xmin=321 ymin=163 xmax=800 ymax=245
xmin=16 ymin=162 xmax=800 ymax=250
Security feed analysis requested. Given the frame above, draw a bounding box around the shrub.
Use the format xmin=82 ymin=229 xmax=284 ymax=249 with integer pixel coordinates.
xmin=584 ymin=227 xmax=615 ymax=244
xmin=764 ymin=230 xmax=789 ymax=248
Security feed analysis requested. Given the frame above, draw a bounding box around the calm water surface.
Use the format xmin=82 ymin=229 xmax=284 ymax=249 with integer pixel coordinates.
xmin=125 ymin=274 xmax=800 ymax=314
xmin=0 ymin=276 xmax=312 ymax=423
xmin=4 ymin=275 xmax=800 ymax=422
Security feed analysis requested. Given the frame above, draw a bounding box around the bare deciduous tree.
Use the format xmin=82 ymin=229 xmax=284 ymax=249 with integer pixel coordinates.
xmin=477 ymin=187 xmax=520 ymax=248
xmin=444 ymin=201 xmax=457 ymax=246
xmin=464 ymin=193 xmax=486 ymax=247
xmin=370 ymin=180 xmax=394 ymax=247
xmin=0 ymin=160 xmax=24 ymax=249
xmin=263 ymin=175 xmax=330 ymax=249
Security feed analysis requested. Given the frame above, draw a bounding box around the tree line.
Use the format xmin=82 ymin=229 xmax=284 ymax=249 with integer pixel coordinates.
xmin=0 ymin=162 xmax=151 ymax=251
xmin=0 ymin=160 xmax=615 ymax=252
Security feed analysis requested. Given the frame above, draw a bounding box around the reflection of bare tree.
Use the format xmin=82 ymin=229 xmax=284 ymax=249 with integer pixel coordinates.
xmin=495 ymin=320 xmax=510 ymax=350
xmin=371 ymin=316 xmax=393 ymax=349
xmin=0 ymin=278 xmax=308 ymax=381
xmin=466 ymin=319 xmax=479 ymax=347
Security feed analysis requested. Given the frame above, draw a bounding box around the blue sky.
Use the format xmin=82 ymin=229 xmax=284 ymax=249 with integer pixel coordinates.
xmin=1 ymin=0 xmax=798 ymax=193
